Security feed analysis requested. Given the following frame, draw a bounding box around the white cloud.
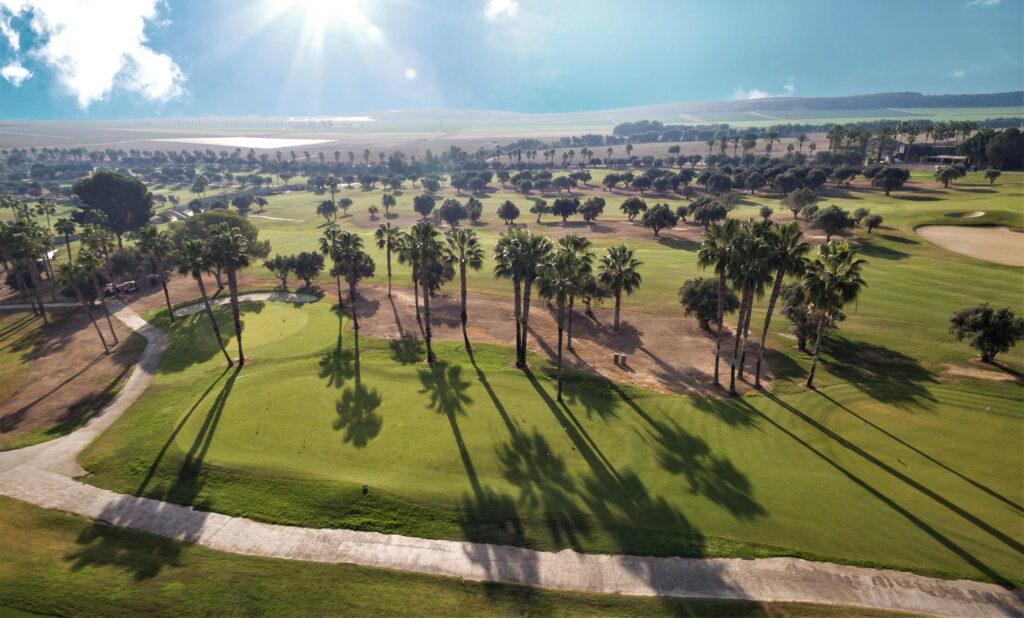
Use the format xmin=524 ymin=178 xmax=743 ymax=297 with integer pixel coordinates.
xmin=1 ymin=61 xmax=30 ymax=85
xmin=951 ymin=69 xmax=966 ymax=78
xmin=967 ymin=0 xmax=999 ymax=5
xmin=0 ymin=0 xmax=185 ymax=108
xmin=731 ymin=84 xmax=795 ymax=100
xmin=484 ymin=0 xmax=518 ymax=21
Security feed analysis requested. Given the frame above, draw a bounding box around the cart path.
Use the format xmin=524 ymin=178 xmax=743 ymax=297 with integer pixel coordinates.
xmin=0 ymin=297 xmax=1020 ymax=618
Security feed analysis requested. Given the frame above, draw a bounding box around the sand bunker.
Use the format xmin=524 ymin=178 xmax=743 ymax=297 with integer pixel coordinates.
xmin=945 ymin=211 xmax=985 ymax=218
xmin=917 ymin=226 xmax=1024 ymax=267
xmin=153 ymin=137 xmax=333 ymax=149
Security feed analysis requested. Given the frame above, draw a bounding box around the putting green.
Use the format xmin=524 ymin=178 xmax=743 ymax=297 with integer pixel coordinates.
xmin=82 ymin=299 xmax=1024 ymax=586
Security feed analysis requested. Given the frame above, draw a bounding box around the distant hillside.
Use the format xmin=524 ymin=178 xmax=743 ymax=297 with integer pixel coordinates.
xmin=635 ymin=91 xmax=1024 ymax=115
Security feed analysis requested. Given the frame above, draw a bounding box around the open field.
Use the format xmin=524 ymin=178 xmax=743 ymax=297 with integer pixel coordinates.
xmin=0 ymin=497 xmax=914 ymax=617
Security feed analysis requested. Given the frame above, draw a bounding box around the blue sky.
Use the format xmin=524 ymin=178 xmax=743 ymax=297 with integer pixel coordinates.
xmin=0 ymin=0 xmax=1021 ymax=120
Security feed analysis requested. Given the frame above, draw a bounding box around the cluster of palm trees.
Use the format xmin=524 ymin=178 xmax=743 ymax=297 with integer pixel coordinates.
xmin=698 ymin=219 xmax=866 ymax=393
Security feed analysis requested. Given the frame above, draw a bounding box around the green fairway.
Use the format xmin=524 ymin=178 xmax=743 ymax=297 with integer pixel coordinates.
xmin=2 ymin=498 xmax=914 ymax=618
xmin=80 ymin=296 xmax=1024 ymax=586
xmin=0 ymin=312 xmax=40 ymax=403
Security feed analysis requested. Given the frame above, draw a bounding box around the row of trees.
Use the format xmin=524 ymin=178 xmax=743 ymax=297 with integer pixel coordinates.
xmin=695 ymin=219 xmax=867 ymax=393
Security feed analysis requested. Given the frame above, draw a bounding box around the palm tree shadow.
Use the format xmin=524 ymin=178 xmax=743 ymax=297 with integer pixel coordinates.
xmin=750 ymin=394 xmax=1019 ymax=589
xmin=819 ymin=336 xmax=937 ymax=408
xmin=332 ymin=335 xmax=383 ymax=448
xmin=388 ymin=333 xmax=424 ymax=365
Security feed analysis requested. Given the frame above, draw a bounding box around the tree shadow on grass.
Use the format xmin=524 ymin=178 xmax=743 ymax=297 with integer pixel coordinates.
xmin=388 ymin=333 xmax=424 ymax=365
xmin=332 ymin=335 xmax=382 ymax=448
xmin=857 ymin=242 xmax=910 ymax=261
xmin=814 ymin=388 xmax=1024 ymax=517
xmin=750 ymin=393 xmax=1021 ymax=590
xmin=66 ymin=498 xmax=189 ymax=580
xmin=159 ymin=301 xmax=266 ymax=374
xmin=818 ymin=336 xmax=938 ymax=408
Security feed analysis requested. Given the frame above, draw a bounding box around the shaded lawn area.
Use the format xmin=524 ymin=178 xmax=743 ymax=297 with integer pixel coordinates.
xmin=80 ymin=300 xmax=1024 ymax=588
xmin=1 ymin=498 xmax=922 ymax=617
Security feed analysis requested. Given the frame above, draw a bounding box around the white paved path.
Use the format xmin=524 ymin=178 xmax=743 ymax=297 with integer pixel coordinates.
xmin=0 ymin=297 xmax=1021 ymax=618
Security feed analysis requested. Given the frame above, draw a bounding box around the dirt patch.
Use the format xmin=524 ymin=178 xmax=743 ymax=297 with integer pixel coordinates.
xmin=352 ymin=285 xmax=767 ymax=396
xmin=945 ymin=211 xmax=985 ymax=219
xmin=0 ymin=309 xmax=142 ymax=441
xmin=916 ymin=226 xmax=1024 ymax=267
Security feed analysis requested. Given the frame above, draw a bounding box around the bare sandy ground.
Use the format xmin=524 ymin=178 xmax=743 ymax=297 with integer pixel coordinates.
xmin=917 ymin=225 xmax=1024 ymax=267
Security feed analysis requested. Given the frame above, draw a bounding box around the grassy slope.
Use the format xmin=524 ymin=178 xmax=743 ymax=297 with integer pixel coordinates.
xmin=81 ymin=299 xmax=1024 ymax=586
xmin=1 ymin=498 xmax=917 ymax=618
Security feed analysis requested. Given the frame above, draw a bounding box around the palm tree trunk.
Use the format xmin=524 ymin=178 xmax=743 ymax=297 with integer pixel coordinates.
xmin=64 ymin=234 xmax=72 ymax=263
xmin=28 ymin=261 xmax=48 ymax=325
xmin=348 ymin=272 xmax=359 ymax=331
xmin=12 ymin=264 xmax=38 ymax=316
xmin=334 ymin=273 xmax=344 ymax=309
xmin=421 ymin=258 xmax=434 ymax=364
xmin=519 ymin=279 xmax=534 ymax=367
xmin=42 ymin=252 xmax=57 ymax=303
xmin=386 ymin=247 xmax=392 ymax=298
xmin=754 ymin=272 xmax=785 ymax=388
xmin=566 ymin=295 xmax=574 ymax=350
xmin=512 ymin=279 xmax=522 ymax=366
xmin=729 ymin=286 xmax=751 ymax=394
xmin=213 ymin=267 xmax=224 ymax=290
xmin=555 ymin=302 xmax=565 ymax=402
xmin=156 ymin=256 xmax=175 ymax=323
xmin=460 ymin=261 xmax=469 ymax=350
xmin=412 ymin=263 xmax=420 ymax=323
xmin=227 ymin=267 xmax=244 ymax=365
xmin=806 ymin=313 xmax=828 ymax=388
xmin=713 ymin=271 xmax=726 ymax=385
xmin=72 ymin=279 xmax=109 ymax=354
xmin=737 ymin=293 xmax=756 ymax=378
xmin=196 ymin=275 xmax=232 ymax=365
xmin=91 ymin=272 xmax=117 ymax=343
xmin=612 ymin=289 xmax=621 ymax=331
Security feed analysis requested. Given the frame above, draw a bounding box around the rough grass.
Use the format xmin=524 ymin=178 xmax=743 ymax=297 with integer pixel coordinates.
xmin=0 ymin=311 xmax=46 ymax=402
xmin=1 ymin=497 xmax=921 ymax=617
xmin=80 ymin=299 xmax=1024 ymax=587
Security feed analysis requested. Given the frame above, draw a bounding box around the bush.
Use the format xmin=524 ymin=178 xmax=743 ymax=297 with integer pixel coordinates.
xmin=678 ymin=277 xmax=740 ymax=331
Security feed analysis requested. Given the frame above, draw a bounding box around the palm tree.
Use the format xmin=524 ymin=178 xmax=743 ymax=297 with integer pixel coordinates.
xmin=536 ymin=250 xmax=581 ymax=402
xmin=374 ymin=222 xmax=401 ymax=298
xmin=597 ymin=244 xmax=642 ymax=332
xmin=54 ymin=262 xmax=109 ymax=354
xmin=803 ymin=242 xmax=868 ymax=388
xmin=408 ymin=222 xmax=446 ymax=363
xmin=9 ymin=224 xmax=49 ymax=323
xmin=557 ymin=233 xmax=594 ymax=350
xmin=319 ymin=227 xmax=346 ymax=309
xmin=337 ymin=230 xmax=371 ymax=332
xmin=136 ymin=225 xmax=177 ymax=322
xmin=736 ymin=222 xmax=777 ymax=379
xmin=326 ymin=175 xmax=339 ymax=208
xmin=445 ymin=228 xmax=485 ymax=350
xmin=796 ymin=133 xmax=807 ymax=153
xmin=55 ymin=218 xmax=76 ymax=263
xmin=726 ymin=231 xmax=773 ymax=394
xmin=494 ymin=228 xmax=528 ymax=367
xmin=753 ymin=222 xmax=809 ymax=389
xmin=696 ymin=218 xmax=740 ymax=386
xmin=77 ymin=250 xmax=117 ymax=343
xmin=176 ymin=239 xmax=233 ymax=366
xmin=515 ymin=231 xmax=553 ymax=367
xmin=395 ymin=232 xmax=421 ymax=322
xmin=762 ymin=129 xmax=780 ymax=158
xmin=208 ymin=223 xmax=251 ymax=365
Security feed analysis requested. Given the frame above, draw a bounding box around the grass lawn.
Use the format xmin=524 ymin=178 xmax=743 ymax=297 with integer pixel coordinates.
xmin=80 ymin=298 xmax=1024 ymax=587
xmin=0 ymin=312 xmax=42 ymax=402
xmin=1 ymin=497 xmax=915 ymax=617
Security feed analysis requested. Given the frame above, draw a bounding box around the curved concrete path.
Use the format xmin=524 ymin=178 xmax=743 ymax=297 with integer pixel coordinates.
xmin=0 ymin=297 xmax=1020 ymax=618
